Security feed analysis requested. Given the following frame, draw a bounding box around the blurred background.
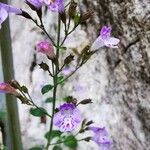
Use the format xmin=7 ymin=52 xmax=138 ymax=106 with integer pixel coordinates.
xmin=0 ymin=0 xmax=150 ymax=149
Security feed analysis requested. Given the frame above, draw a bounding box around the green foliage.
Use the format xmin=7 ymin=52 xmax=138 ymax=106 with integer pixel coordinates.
xmin=0 ymin=111 xmax=6 ymax=118
xmin=45 ymin=97 xmax=53 ymax=103
xmin=28 ymin=147 xmax=42 ymax=150
xmin=45 ymin=130 xmax=62 ymax=140
xmin=64 ymin=135 xmax=78 ymax=149
xmin=41 ymin=84 xmax=53 ymax=94
xmin=30 ymin=108 xmax=46 ymax=117
xmin=57 ymin=76 xmax=64 ymax=85
xmin=53 ymin=146 xmax=62 ymax=150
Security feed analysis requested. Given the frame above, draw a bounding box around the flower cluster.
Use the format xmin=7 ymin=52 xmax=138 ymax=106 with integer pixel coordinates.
xmin=53 ymin=103 xmax=81 ymax=132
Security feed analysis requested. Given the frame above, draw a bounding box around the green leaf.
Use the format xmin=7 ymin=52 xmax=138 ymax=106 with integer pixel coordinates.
xmin=57 ymin=76 xmax=65 ymax=86
xmin=53 ymin=146 xmax=62 ymax=150
xmin=30 ymin=108 xmax=46 ymax=117
xmin=41 ymin=84 xmax=53 ymax=94
xmin=64 ymin=135 xmax=78 ymax=149
xmin=45 ymin=97 xmax=53 ymax=103
xmin=57 ymin=76 xmax=64 ymax=83
xmin=45 ymin=130 xmax=62 ymax=140
xmin=28 ymin=147 xmax=42 ymax=150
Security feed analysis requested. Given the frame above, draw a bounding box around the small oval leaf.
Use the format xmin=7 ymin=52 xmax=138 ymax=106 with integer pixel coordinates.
xmin=45 ymin=130 xmax=62 ymax=140
xmin=45 ymin=97 xmax=53 ymax=103
xmin=41 ymin=84 xmax=53 ymax=94
xmin=64 ymin=135 xmax=77 ymax=149
xmin=30 ymin=108 xmax=46 ymax=117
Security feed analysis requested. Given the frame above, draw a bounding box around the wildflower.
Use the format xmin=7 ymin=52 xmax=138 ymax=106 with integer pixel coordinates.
xmin=36 ymin=41 xmax=55 ymax=59
xmin=0 ymin=83 xmax=20 ymax=96
xmin=91 ymin=26 xmax=120 ymax=50
xmin=53 ymin=103 xmax=81 ymax=132
xmin=89 ymin=127 xmax=112 ymax=150
xmin=0 ymin=2 xmax=22 ymax=29
xmin=44 ymin=0 xmax=64 ymax=13
xmin=25 ymin=0 xmax=43 ymax=10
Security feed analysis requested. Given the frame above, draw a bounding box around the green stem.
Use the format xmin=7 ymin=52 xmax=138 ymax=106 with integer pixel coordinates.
xmin=45 ymin=14 xmax=61 ymax=150
xmin=60 ymin=24 xmax=79 ymax=46
xmin=31 ymin=18 xmax=56 ymax=47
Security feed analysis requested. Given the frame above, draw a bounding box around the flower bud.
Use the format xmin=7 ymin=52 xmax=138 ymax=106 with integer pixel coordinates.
xmin=39 ymin=62 xmax=49 ymax=71
xmin=9 ymin=80 xmax=20 ymax=89
xmin=36 ymin=41 xmax=56 ymax=59
xmin=64 ymin=54 xmax=74 ymax=65
xmin=68 ymin=1 xmax=77 ymax=18
xmin=0 ymin=83 xmax=20 ymax=96
xmin=80 ymin=10 xmax=94 ymax=23
xmin=78 ymin=99 xmax=92 ymax=105
xmin=59 ymin=11 xmax=66 ymax=24
xmin=17 ymin=95 xmax=31 ymax=105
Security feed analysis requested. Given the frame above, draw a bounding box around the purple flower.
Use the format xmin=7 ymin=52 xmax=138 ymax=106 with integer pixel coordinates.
xmin=89 ymin=127 xmax=112 ymax=150
xmin=44 ymin=0 xmax=64 ymax=13
xmin=53 ymin=103 xmax=81 ymax=132
xmin=0 ymin=83 xmax=19 ymax=96
xmin=0 ymin=2 xmax=22 ymax=29
xmin=25 ymin=0 xmax=43 ymax=10
xmin=91 ymin=26 xmax=120 ymax=50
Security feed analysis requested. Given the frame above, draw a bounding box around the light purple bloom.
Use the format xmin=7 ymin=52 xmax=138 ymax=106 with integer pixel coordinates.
xmin=53 ymin=103 xmax=81 ymax=132
xmin=44 ymin=0 xmax=64 ymax=13
xmin=25 ymin=0 xmax=43 ymax=9
xmin=90 ymin=127 xmax=112 ymax=150
xmin=91 ymin=26 xmax=120 ymax=50
xmin=0 ymin=2 xmax=22 ymax=29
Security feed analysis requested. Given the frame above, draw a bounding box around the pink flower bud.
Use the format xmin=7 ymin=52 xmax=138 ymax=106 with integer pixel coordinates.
xmin=0 ymin=83 xmax=20 ymax=96
xmin=36 ymin=41 xmax=55 ymax=59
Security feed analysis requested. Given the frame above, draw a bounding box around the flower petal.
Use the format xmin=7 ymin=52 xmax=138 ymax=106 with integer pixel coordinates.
xmin=25 ymin=0 xmax=43 ymax=9
xmin=100 ymin=26 xmax=111 ymax=39
xmin=104 ymin=37 xmax=120 ymax=48
xmin=0 ymin=2 xmax=22 ymax=14
xmin=0 ymin=8 xmax=8 ymax=28
xmin=91 ymin=37 xmax=105 ymax=50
